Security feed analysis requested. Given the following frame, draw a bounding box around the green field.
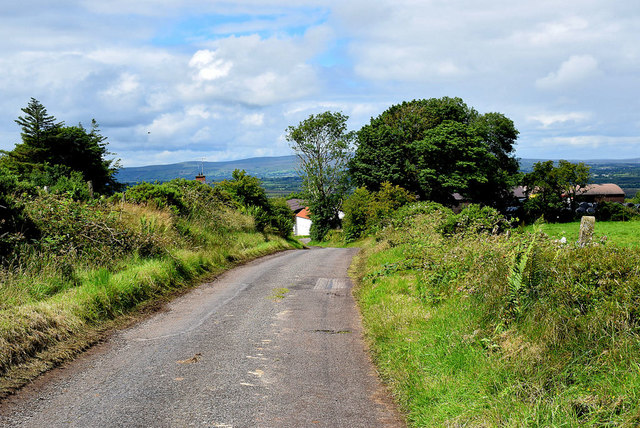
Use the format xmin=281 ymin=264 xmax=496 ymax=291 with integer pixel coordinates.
xmin=531 ymin=220 xmax=640 ymax=248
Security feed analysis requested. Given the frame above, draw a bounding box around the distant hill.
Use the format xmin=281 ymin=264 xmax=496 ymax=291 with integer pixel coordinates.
xmin=115 ymin=155 xmax=299 ymax=184
xmin=115 ymin=155 xmax=301 ymax=196
xmin=116 ymin=155 xmax=640 ymax=198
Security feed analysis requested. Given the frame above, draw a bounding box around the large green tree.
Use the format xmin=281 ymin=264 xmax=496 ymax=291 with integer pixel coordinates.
xmin=349 ymin=97 xmax=520 ymax=207
xmin=1 ymin=99 xmax=121 ymax=194
xmin=286 ymin=111 xmax=354 ymax=241
xmin=522 ymin=160 xmax=590 ymax=222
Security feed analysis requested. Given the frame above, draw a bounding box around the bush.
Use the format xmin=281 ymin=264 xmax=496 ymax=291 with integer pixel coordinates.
xmin=342 ymin=183 xmax=416 ymax=242
xmin=124 ymin=182 xmax=185 ymax=214
xmin=0 ymin=168 xmax=39 ymax=258
xmin=342 ymin=187 xmax=373 ymax=242
xmin=596 ymin=201 xmax=638 ymax=221
xmin=440 ymin=204 xmax=512 ymax=236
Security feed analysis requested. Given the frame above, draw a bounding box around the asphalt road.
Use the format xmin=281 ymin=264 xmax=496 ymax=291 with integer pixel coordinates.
xmin=0 ymin=247 xmax=404 ymax=427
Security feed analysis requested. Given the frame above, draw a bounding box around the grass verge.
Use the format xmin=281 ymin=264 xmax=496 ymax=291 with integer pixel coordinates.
xmin=352 ymin=208 xmax=640 ymax=426
xmin=0 ymin=233 xmax=300 ymax=398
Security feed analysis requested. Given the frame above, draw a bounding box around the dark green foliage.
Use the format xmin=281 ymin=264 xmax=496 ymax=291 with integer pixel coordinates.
xmin=2 ymin=99 xmax=121 ymax=195
xmin=286 ymin=111 xmax=354 ymax=241
xmin=124 ymin=182 xmax=186 ymax=214
xmin=267 ymin=198 xmax=295 ymax=238
xmin=349 ymin=97 xmax=519 ymax=207
xmin=342 ymin=188 xmax=373 ymax=242
xmin=0 ymin=167 xmax=39 ymax=257
xmin=215 ymin=170 xmax=293 ymax=237
xmin=25 ymin=194 xmax=169 ymax=263
xmin=215 ymin=169 xmax=270 ymax=209
xmin=522 ymin=160 xmax=590 ymax=222
xmin=595 ymin=201 xmax=638 ymax=221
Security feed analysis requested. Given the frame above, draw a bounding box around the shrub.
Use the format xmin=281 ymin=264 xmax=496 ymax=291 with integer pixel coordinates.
xmin=124 ymin=182 xmax=185 ymax=214
xmin=342 ymin=183 xmax=416 ymax=242
xmin=0 ymin=168 xmax=39 ymax=258
xmin=596 ymin=201 xmax=638 ymax=221
xmin=342 ymin=187 xmax=373 ymax=243
xmin=440 ymin=204 xmax=512 ymax=236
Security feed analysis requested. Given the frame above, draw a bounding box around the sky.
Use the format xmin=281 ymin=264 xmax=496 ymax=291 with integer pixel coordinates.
xmin=1 ymin=1 xmax=639 ymax=167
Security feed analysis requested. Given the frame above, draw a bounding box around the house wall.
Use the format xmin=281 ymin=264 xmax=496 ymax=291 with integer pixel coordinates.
xmin=294 ymin=217 xmax=312 ymax=236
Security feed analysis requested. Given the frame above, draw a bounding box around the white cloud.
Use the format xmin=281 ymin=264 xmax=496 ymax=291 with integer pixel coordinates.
xmin=528 ymin=112 xmax=592 ymax=128
xmin=536 ymin=55 xmax=599 ymax=89
xmin=100 ymin=73 xmax=140 ymax=98
xmin=242 ymin=113 xmax=265 ymax=126
xmin=189 ymin=50 xmax=233 ymax=81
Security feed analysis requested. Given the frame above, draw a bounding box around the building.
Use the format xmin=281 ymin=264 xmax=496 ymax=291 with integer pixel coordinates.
xmin=294 ymin=207 xmax=312 ymax=236
xmin=576 ymin=183 xmax=625 ymax=203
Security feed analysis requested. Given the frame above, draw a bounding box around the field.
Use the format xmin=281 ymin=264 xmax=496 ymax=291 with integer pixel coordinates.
xmin=532 ymin=220 xmax=640 ymax=248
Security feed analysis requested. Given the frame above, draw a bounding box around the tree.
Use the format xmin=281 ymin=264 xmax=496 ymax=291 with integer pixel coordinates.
xmin=349 ymin=97 xmax=520 ymax=207
xmin=2 ymin=99 xmax=121 ymax=195
xmin=522 ymin=160 xmax=590 ymax=222
xmin=14 ymin=97 xmax=63 ymax=151
xmin=286 ymin=111 xmax=354 ymax=241
xmin=215 ymin=170 xmax=293 ymax=237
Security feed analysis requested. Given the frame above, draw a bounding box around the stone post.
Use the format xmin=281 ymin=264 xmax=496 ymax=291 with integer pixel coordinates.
xmin=578 ymin=216 xmax=595 ymax=246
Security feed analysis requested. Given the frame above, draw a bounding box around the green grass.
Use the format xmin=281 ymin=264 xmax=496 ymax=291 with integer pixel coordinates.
xmin=0 ymin=193 xmax=302 ymax=396
xmin=352 ymin=210 xmax=640 ymax=426
xmin=529 ymin=220 xmax=640 ymax=248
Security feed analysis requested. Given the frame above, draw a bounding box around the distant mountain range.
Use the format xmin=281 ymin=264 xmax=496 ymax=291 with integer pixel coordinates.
xmin=116 ymin=155 xmax=640 ymax=198
xmin=115 ymin=155 xmax=299 ymax=184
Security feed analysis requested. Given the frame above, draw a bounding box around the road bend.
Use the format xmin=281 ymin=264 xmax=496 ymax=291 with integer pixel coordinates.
xmin=0 ymin=247 xmax=404 ymax=427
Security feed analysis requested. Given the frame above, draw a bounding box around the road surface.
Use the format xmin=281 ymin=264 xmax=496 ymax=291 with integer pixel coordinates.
xmin=0 ymin=247 xmax=404 ymax=427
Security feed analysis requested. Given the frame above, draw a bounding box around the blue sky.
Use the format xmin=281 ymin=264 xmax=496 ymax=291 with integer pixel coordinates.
xmin=1 ymin=1 xmax=639 ymax=166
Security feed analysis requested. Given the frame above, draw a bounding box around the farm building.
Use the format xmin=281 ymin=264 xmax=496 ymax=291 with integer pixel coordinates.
xmin=577 ymin=183 xmax=625 ymax=203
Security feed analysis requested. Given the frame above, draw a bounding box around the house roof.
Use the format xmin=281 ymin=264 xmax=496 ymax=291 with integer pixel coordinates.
xmin=296 ymin=207 xmax=311 ymax=220
xmin=512 ymin=186 xmax=527 ymax=198
xmin=578 ymin=183 xmax=625 ymax=196
xmin=286 ymin=198 xmax=306 ymax=212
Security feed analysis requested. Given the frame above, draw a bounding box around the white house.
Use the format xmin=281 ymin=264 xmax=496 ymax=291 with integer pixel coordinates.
xmin=294 ymin=207 xmax=312 ymax=236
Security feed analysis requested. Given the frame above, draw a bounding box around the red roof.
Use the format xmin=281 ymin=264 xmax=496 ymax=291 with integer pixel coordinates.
xmin=296 ymin=207 xmax=311 ymax=219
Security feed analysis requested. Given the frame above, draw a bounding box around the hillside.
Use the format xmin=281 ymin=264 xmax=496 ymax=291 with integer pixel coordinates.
xmin=115 ymin=155 xmax=299 ymax=184
xmin=116 ymin=156 xmax=640 ymax=198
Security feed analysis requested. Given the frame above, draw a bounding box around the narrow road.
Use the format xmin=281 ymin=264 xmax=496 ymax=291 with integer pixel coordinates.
xmin=0 ymin=248 xmax=404 ymax=427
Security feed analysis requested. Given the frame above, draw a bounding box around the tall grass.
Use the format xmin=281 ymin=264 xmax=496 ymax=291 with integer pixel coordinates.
xmin=0 ymin=183 xmax=300 ymax=393
xmin=353 ymin=203 xmax=640 ymax=426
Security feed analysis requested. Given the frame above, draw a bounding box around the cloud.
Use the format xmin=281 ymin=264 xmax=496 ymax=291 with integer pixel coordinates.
xmin=181 ymin=33 xmax=321 ymax=106
xmin=536 ymin=55 xmax=599 ymax=89
xmin=100 ymin=73 xmax=140 ymax=99
xmin=189 ymin=50 xmax=233 ymax=81
xmin=528 ymin=112 xmax=592 ymax=128
xmin=0 ymin=1 xmax=639 ymax=166
xmin=538 ymin=135 xmax=640 ymax=149
xmin=242 ymin=113 xmax=265 ymax=126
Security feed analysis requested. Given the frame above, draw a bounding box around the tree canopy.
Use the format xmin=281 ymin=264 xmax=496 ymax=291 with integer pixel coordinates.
xmin=286 ymin=111 xmax=354 ymax=240
xmin=1 ymin=98 xmax=121 ymax=195
xmin=522 ymin=160 xmax=590 ymax=222
xmin=349 ymin=97 xmax=520 ymax=207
